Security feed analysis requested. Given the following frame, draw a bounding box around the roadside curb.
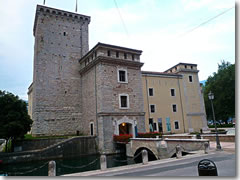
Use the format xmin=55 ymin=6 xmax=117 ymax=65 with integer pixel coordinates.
xmin=63 ymin=151 xmax=216 ymax=176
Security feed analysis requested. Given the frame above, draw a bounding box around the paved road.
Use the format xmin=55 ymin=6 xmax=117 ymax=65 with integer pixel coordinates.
xmin=112 ymin=152 xmax=235 ymax=176
xmin=66 ymin=151 xmax=235 ymax=177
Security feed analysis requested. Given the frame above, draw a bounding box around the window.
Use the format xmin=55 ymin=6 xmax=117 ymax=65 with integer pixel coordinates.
xmin=189 ymin=75 xmax=193 ymax=82
xmin=149 ymin=118 xmax=153 ymax=124
xmin=132 ymin=54 xmax=134 ymax=60
xmin=170 ymin=89 xmax=175 ymax=96
xmin=107 ymin=50 xmax=111 ymax=56
xmin=90 ymin=122 xmax=94 ymax=135
xmin=185 ymin=65 xmax=187 ymax=68
xmin=174 ymin=121 xmax=179 ymax=130
xmin=124 ymin=53 xmax=127 ymax=59
xmin=116 ymin=51 xmax=119 ymax=58
xmin=158 ymin=118 xmax=163 ymax=132
xmin=149 ymin=118 xmax=153 ymax=132
xmin=172 ymin=104 xmax=177 ymax=112
xmin=149 ymin=88 xmax=154 ymax=96
xmin=191 ymin=66 xmax=193 ymax=69
xmin=63 ymin=32 xmax=66 ymax=36
xmin=150 ymin=104 xmax=155 ymax=113
xmin=119 ymin=94 xmax=129 ymax=109
xmin=118 ymin=69 xmax=128 ymax=83
xmin=153 ymin=123 xmax=157 ymax=131
xmin=166 ymin=117 xmax=171 ymax=132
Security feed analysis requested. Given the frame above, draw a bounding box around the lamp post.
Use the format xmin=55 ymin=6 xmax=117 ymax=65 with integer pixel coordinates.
xmin=208 ymin=91 xmax=222 ymax=150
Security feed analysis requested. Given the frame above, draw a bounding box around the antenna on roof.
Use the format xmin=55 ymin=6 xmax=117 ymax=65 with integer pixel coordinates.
xmin=43 ymin=0 xmax=46 ymax=5
xmin=75 ymin=0 xmax=78 ymax=12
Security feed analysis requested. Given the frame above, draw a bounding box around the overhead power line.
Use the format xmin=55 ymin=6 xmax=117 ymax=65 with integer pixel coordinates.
xmin=113 ymin=0 xmax=129 ymax=37
xmin=178 ymin=6 xmax=234 ymax=38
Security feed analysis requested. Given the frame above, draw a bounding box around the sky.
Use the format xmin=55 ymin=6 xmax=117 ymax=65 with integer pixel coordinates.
xmin=0 ymin=0 xmax=235 ymax=100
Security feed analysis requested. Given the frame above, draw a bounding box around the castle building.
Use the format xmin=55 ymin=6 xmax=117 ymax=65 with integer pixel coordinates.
xmin=142 ymin=63 xmax=208 ymax=134
xmin=28 ymin=5 xmax=207 ymax=153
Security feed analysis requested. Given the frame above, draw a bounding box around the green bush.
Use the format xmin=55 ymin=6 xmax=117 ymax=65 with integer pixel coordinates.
xmin=24 ymin=134 xmax=80 ymax=140
xmin=189 ymin=132 xmax=200 ymax=135
xmin=2 ymin=140 xmax=12 ymax=153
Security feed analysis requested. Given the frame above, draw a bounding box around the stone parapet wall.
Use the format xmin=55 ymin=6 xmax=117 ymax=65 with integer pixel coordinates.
xmin=163 ymin=134 xmax=235 ymax=142
xmin=201 ymin=135 xmax=235 ymax=142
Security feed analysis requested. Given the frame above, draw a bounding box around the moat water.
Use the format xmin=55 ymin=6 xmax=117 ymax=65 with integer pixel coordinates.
xmin=0 ymin=154 xmax=136 ymax=176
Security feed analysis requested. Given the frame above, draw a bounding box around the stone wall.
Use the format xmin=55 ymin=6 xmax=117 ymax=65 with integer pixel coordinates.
xmin=95 ymin=60 xmax=145 ymax=153
xmin=31 ymin=5 xmax=90 ymax=136
xmin=13 ymin=138 xmax=67 ymax=152
xmin=163 ymin=134 xmax=235 ymax=142
xmin=97 ymin=62 xmax=144 ymax=113
xmin=201 ymin=135 xmax=235 ymax=142
xmin=0 ymin=136 xmax=98 ymax=164
xmin=81 ymin=65 xmax=97 ymax=135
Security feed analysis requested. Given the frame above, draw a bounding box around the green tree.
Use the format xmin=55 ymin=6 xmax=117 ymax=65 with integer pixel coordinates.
xmin=203 ymin=61 xmax=235 ymax=124
xmin=0 ymin=90 xmax=33 ymax=152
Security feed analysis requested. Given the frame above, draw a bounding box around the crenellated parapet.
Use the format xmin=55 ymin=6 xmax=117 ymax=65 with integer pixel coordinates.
xmin=79 ymin=42 xmax=143 ymax=73
xmin=164 ymin=63 xmax=199 ymax=74
xmin=33 ymin=5 xmax=90 ymax=36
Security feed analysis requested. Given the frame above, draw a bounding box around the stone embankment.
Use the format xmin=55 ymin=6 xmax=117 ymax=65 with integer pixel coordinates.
xmin=0 ymin=136 xmax=98 ymax=164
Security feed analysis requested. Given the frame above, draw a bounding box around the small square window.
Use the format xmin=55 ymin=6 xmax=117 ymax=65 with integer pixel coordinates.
xmin=174 ymin=121 xmax=179 ymax=130
xmin=189 ymin=75 xmax=193 ymax=82
xmin=149 ymin=88 xmax=154 ymax=96
xmin=170 ymin=89 xmax=175 ymax=96
xmin=150 ymin=105 xmax=155 ymax=113
xmin=172 ymin=104 xmax=177 ymax=112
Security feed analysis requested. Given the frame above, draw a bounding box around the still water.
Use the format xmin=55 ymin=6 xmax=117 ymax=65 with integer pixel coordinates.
xmin=0 ymin=154 xmax=136 ymax=176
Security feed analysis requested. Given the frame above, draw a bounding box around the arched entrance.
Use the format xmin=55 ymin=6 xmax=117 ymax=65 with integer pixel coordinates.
xmin=114 ymin=116 xmax=137 ymax=138
xmin=119 ymin=122 xmax=132 ymax=135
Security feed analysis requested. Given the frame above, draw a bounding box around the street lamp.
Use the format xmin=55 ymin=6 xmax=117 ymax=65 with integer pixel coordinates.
xmin=208 ymin=91 xmax=222 ymax=150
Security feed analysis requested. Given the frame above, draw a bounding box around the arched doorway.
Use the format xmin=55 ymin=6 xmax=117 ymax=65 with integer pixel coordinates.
xmin=119 ymin=122 xmax=133 ymax=135
xmin=114 ymin=116 xmax=137 ymax=138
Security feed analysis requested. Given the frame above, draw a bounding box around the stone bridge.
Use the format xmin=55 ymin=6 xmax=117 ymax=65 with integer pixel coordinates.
xmin=126 ymin=138 xmax=209 ymax=160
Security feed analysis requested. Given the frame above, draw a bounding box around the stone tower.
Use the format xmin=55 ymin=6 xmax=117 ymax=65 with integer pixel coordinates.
xmin=79 ymin=43 xmax=146 ymax=153
xmin=29 ymin=5 xmax=90 ymax=136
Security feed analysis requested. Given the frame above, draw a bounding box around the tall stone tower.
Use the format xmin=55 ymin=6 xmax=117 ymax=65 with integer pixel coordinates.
xmin=29 ymin=5 xmax=90 ymax=136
